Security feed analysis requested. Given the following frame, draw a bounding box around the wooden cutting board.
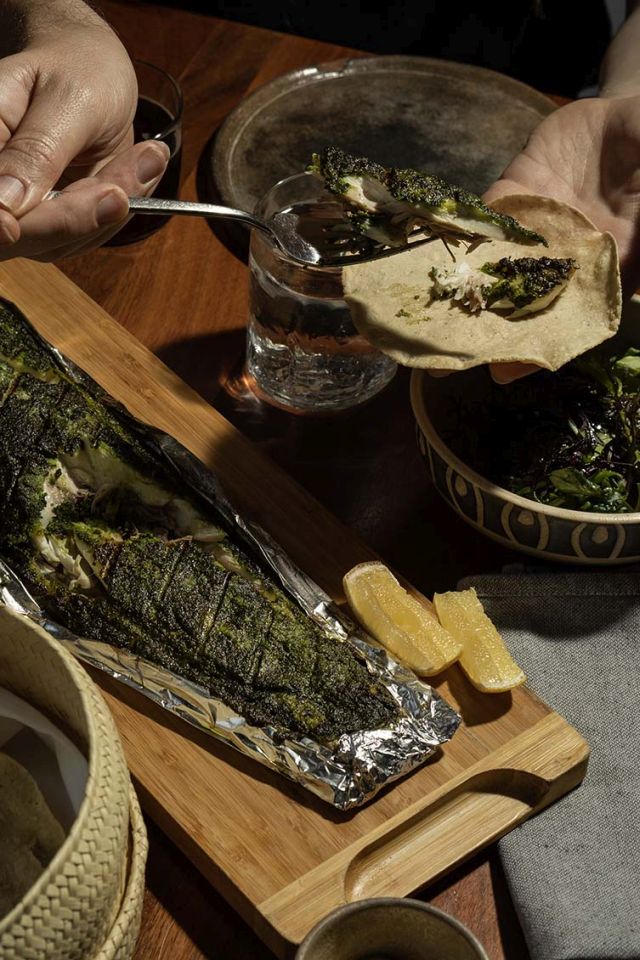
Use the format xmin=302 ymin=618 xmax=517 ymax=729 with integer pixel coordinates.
xmin=0 ymin=259 xmax=589 ymax=957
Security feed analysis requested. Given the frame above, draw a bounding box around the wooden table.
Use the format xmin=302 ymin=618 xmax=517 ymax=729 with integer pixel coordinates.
xmin=56 ymin=2 xmax=554 ymax=956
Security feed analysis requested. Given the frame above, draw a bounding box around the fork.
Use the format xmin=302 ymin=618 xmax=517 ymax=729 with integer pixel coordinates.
xmin=48 ymin=191 xmax=436 ymax=267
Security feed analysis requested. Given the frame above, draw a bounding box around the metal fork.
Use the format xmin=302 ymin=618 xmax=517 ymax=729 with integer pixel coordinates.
xmin=48 ymin=192 xmax=436 ymax=267
xmin=122 ymin=196 xmax=439 ymax=266
xmin=120 ymin=195 xmax=326 ymax=266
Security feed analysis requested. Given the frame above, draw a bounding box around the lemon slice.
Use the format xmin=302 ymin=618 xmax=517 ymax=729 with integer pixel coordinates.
xmin=343 ymin=562 xmax=462 ymax=675
xmin=433 ymin=588 xmax=526 ymax=693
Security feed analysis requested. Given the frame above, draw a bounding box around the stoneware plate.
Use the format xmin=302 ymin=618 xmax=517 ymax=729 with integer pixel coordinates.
xmin=410 ymin=299 xmax=640 ymax=566
xmin=210 ymin=55 xmax=555 ymax=214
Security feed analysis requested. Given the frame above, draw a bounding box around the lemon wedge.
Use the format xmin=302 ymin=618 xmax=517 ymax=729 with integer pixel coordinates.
xmin=433 ymin=588 xmax=526 ymax=693
xmin=343 ymin=562 xmax=462 ymax=675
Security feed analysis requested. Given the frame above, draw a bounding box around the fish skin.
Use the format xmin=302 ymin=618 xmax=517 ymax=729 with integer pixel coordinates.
xmin=0 ymin=304 xmax=53 ymax=377
xmin=310 ymin=146 xmax=547 ymax=246
xmin=0 ymin=359 xmax=15 ymax=405
xmin=0 ymin=378 xmax=69 ymax=542
xmin=0 ymin=303 xmax=399 ymax=746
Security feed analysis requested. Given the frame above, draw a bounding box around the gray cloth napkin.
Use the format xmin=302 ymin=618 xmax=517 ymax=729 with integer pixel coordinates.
xmin=459 ymin=571 xmax=640 ymax=960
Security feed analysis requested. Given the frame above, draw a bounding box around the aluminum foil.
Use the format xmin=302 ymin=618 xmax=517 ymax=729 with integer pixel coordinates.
xmin=0 ymin=311 xmax=460 ymax=809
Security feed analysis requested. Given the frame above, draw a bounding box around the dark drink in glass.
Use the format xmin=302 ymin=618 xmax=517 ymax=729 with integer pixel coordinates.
xmin=107 ymin=61 xmax=183 ymax=246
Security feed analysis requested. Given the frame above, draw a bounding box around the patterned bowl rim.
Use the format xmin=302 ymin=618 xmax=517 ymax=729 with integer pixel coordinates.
xmin=409 ymin=369 xmax=640 ymax=526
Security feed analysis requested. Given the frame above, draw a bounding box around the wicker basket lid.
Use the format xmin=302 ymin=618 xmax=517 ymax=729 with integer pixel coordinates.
xmin=0 ymin=607 xmax=137 ymax=960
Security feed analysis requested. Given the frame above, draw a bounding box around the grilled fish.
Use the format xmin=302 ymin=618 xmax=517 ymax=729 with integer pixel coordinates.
xmin=0 ymin=302 xmax=399 ymax=746
xmin=309 ymin=147 xmax=547 ymax=251
xmin=429 ymin=256 xmax=577 ymax=317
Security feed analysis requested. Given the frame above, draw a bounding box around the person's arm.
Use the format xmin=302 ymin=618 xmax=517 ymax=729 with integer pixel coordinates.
xmin=480 ymin=8 xmax=640 ymax=383
xmin=0 ymin=0 xmax=102 ymax=49
xmin=600 ymin=2 xmax=640 ymax=97
xmin=0 ymin=0 xmax=169 ymax=259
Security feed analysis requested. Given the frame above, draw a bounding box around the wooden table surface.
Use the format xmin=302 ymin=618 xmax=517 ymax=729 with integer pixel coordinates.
xmin=55 ymin=2 xmax=555 ymax=956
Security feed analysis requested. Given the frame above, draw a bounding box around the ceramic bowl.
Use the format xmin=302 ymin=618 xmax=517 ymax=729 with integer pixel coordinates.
xmin=409 ymin=300 xmax=640 ymax=564
xmin=295 ymin=898 xmax=489 ymax=960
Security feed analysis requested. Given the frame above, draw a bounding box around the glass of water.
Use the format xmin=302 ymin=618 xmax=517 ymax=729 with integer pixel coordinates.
xmin=246 ymin=173 xmax=397 ymax=413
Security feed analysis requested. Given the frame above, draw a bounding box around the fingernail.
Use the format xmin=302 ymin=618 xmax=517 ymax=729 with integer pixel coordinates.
xmin=136 ymin=144 xmax=169 ymax=186
xmin=490 ymin=363 xmax=539 ymax=385
xmin=0 ymin=224 xmax=17 ymax=245
xmin=490 ymin=370 xmax=516 ymax=385
xmin=0 ymin=176 xmax=25 ymax=213
xmin=97 ymin=190 xmax=127 ymax=226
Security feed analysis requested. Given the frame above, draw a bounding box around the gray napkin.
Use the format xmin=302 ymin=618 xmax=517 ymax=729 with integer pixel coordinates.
xmin=459 ymin=571 xmax=640 ymax=960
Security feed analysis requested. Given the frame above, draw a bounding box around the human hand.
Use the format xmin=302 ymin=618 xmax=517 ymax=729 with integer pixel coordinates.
xmin=485 ymin=96 xmax=640 ymax=290
xmin=0 ymin=0 xmax=170 ymax=260
xmin=484 ymin=95 xmax=640 ymax=382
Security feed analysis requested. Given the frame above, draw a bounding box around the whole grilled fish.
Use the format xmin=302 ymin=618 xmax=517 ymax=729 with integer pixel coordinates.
xmin=0 ymin=302 xmax=399 ymax=747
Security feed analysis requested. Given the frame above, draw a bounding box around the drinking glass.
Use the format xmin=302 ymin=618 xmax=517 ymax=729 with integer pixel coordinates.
xmin=246 ymin=173 xmax=397 ymax=413
xmin=107 ymin=59 xmax=183 ymax=246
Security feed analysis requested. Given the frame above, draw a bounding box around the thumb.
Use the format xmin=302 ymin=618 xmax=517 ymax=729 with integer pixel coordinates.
xmin=0 ymin=62 xmax=91 ymax=217
xmin=482 ymin=179 xmax=535 ymax=205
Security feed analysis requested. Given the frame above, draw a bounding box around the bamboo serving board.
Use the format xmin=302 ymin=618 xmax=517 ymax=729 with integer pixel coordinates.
xmin=0 ymin=260 xmax=589 ymax=956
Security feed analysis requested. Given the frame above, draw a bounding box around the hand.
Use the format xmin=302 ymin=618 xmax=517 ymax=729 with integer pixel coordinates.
xmin=485 ymin=96 xmax=640 ymax=290
xmin=484 ymin=95 xmax=640 ymax=382
xmin=0 ymin=0 xmax=169 ymax=260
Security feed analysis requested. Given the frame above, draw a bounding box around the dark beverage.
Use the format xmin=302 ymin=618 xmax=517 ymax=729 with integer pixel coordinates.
xmin=106 ymin=95 xmax=182 ymax=246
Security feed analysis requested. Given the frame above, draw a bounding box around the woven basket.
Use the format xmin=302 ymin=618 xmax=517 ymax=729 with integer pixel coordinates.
xmin=0 ymin=606 xmax=146 ymax=960
xmin=95 ymin=787 xmax=147 ymax=960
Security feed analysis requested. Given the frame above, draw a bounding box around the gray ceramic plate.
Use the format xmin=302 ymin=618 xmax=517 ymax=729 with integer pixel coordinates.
xmin=211 ymin=55 xmax=555 ymax=213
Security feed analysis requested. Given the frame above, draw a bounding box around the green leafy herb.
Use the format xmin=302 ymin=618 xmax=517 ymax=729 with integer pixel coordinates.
xmin=446 ymin=347 xmax=640 ymax=513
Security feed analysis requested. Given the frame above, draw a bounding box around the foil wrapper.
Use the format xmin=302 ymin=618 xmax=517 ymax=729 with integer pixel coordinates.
xmin=0 ymin=313 xmax=460 ymax=809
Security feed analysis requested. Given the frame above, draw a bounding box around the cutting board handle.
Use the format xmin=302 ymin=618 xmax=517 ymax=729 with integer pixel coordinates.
xmin=343 ymin=714 xmax=589 ymax=904
xmin=345 ymin=767 xmax=548 ymax=901
xmin=259 ymin=714 xmax=588 ymax=947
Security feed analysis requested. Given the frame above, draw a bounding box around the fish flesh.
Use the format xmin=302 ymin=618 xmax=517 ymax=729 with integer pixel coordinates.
xmin=429 ymin=256 xmax=577 ymax=317
xmin=0 ymin=301 xmax=400 ymax=747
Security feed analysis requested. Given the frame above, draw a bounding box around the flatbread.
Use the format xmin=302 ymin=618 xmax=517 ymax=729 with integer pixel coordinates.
xmin=343 ymin=195 xmax=621 ymax=371
xmin=0 ymin=752 xmax=65 ymax=918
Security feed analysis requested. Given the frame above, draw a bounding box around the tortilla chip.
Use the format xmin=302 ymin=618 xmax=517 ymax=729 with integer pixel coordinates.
xmin=343 ymin=195 xmax=621 ymax=371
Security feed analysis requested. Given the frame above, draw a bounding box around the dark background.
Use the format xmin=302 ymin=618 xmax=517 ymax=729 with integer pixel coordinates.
xmin=136 ymin=0 xmax=613 ymax=97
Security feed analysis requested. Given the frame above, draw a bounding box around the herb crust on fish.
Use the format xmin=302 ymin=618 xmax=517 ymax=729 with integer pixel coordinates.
xmin=0 ymin=302 xmax=399 ymax=747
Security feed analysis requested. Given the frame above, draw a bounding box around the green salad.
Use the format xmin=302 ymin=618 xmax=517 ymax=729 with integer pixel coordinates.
xmin=450 ymin=348 xmax=640 ymax=514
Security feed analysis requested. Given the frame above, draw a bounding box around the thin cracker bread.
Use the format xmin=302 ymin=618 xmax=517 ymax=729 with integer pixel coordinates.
xmin=343 ymin=195 xmax=621 ymax=371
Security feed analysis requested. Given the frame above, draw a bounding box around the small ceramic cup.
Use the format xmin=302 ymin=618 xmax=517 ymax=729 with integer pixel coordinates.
xmin=295 ymin=898 xmax=489 ymax=960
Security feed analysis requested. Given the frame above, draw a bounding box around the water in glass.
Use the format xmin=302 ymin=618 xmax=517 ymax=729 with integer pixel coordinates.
xmin=246 ymin=176 xmax=397 ymax=413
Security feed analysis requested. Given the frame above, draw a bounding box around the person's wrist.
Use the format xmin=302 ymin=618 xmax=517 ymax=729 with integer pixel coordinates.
xmin=14 ymin=0 xmax=109 ymax=43
xmin=598 ymin=82 xmax=640 ymax=100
